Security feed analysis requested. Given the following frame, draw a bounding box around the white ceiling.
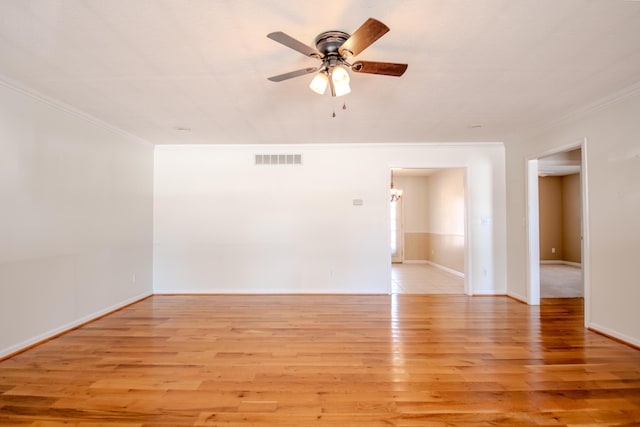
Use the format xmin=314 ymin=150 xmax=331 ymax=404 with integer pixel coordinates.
xmin=1 ymin=0 xmax=640 ymax=145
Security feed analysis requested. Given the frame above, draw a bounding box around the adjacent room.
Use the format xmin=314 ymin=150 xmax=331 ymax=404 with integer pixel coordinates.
xmin=390 ymin=168 xmax=466 ymax=294
xmin=538 ymin=149 xmax=583 ymax=299
xmin=1 ymin=1 xmax=639 ymax=425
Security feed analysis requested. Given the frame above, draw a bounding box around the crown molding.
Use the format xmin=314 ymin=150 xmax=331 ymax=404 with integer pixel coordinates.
xmin=555 ymin=80 xmax=640 ymax=124
xmin=154 ymin=141 xmax=505 ymax=151
xmin=519 ymin=80 xmax=640 ymax=141
xmin=0 ymin=73 xmax=150 ymax=146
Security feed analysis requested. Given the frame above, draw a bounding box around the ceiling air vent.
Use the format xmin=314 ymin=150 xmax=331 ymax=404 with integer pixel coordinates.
xmin=255 ymin=154 xmax=302 ymax=165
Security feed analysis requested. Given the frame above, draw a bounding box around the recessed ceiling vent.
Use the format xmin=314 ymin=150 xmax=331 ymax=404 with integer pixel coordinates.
xmin=255 ymin=154 xmax=303 ymax=165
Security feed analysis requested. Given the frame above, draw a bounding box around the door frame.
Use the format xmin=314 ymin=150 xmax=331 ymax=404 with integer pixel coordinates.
xmin=525 ymin=138 xmax=591 ymax=326
xmin=390 ymin=194 xmax=404 ymax=263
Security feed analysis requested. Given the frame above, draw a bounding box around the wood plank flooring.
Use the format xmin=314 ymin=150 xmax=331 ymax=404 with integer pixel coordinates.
xmin=1 ymin=295 xmax=639 ymax=426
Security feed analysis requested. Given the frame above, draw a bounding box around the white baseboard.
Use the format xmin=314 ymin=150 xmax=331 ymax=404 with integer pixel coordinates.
xmin=402 ymin=259 xmax=464 ymax=278
xmin=507 ymin=292 xmax=529 ymax=304
xmin=153 ymin=289 xmax=388 ymax=295
xmin=588 ymin=322 xmax=640 ymax=348
xmin=0 ymin=291 xmax=152 ymax=359
xmin=424 ymin=260 xmax=465 ymax=278
xmin=154 ymin=289 xmax=233 ymax=295
xmin=540 ymin=260 xmax=582 ymax=267
xmin=473 ymin=289 xmax=507 ymax=296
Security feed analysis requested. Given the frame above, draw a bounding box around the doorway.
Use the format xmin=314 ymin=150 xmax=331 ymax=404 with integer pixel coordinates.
xmin=389 ymin=168 xmax=466 ymax=294
xmin=538 ymin=150 xmax=583 ymax=298
xmin=526 ymin=141 xmax=590 ymax=323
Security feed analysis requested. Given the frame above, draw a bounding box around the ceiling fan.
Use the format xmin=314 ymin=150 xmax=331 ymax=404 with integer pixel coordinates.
xmin=267 ymin=18 xmax=408 ymax=97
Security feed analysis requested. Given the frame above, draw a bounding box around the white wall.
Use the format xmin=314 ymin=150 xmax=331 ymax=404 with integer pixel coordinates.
xmin=154 ymin=143 xmax=506 ymax=295
xmin=0 ymin=81 xmax=154 ymax=357
xmin=506 ymin=88 xmax=640 ymax=346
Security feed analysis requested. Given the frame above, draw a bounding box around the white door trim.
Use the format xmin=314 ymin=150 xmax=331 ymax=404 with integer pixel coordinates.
xmin=525 ymin=138 xmax=590 ymax=326
xmin=526 ymin=158 xmax=541 ymax=305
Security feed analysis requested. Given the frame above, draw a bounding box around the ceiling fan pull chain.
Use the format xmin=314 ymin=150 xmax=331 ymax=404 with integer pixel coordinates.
xmin=331 ymin=102 xmax=346 ymax=117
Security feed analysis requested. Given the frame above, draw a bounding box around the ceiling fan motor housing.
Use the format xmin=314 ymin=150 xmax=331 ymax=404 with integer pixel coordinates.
xmin=314 ymin=31 xmax=351 ymax=57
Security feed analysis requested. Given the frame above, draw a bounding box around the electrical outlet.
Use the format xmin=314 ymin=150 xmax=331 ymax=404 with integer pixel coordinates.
xmin=551 ymin=248 xmax=556 ymax=254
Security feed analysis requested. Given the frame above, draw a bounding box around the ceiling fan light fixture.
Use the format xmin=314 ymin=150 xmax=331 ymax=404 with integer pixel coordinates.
xmin=331 ymin=65 xmax=351 ymax=97
xmin=267 ymin=18 xmax=407 ymax=98
xmin=309 ymin=71 xmax=328 ymax=95
xmin=331 ymin=65 xmax=350 ymax=84
xmin=333 ymin=80 xmax=351 ymax=97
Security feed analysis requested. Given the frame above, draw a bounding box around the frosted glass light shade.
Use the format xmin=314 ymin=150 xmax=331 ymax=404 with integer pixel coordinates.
xmin=331 ymin=65 xmax=351 ymax=97
xmin=309 ymin=72 xmax=328 ymax=95
xmin=331 ymin=65 xmax=350 ymax=84
xmin=333 ymin=80 xmax=351 ymax=97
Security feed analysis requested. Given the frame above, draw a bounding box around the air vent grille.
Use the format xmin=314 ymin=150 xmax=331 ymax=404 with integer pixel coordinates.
xmin=255 ymin=154 xmax=303 ymax=165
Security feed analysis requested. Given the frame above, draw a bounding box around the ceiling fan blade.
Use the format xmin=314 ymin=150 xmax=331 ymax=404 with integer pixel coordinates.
xmin=351 ymin=61 xmax=408 ymax=77
xmin=267 ymin=67 xmax=318 ymax=82
xmin=339 ymin=18 xmax=390 ymax=58
xmin=267 ymin=31 xmax=324 ymax=58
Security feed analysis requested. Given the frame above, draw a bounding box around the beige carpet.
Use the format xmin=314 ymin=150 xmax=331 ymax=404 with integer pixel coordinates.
xmin=540 ymin=263 xmax=583 ymax=298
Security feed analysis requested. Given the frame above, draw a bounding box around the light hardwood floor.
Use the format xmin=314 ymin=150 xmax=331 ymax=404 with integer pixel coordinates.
xmin=1 ymin=295 xmax=639 ymax=426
